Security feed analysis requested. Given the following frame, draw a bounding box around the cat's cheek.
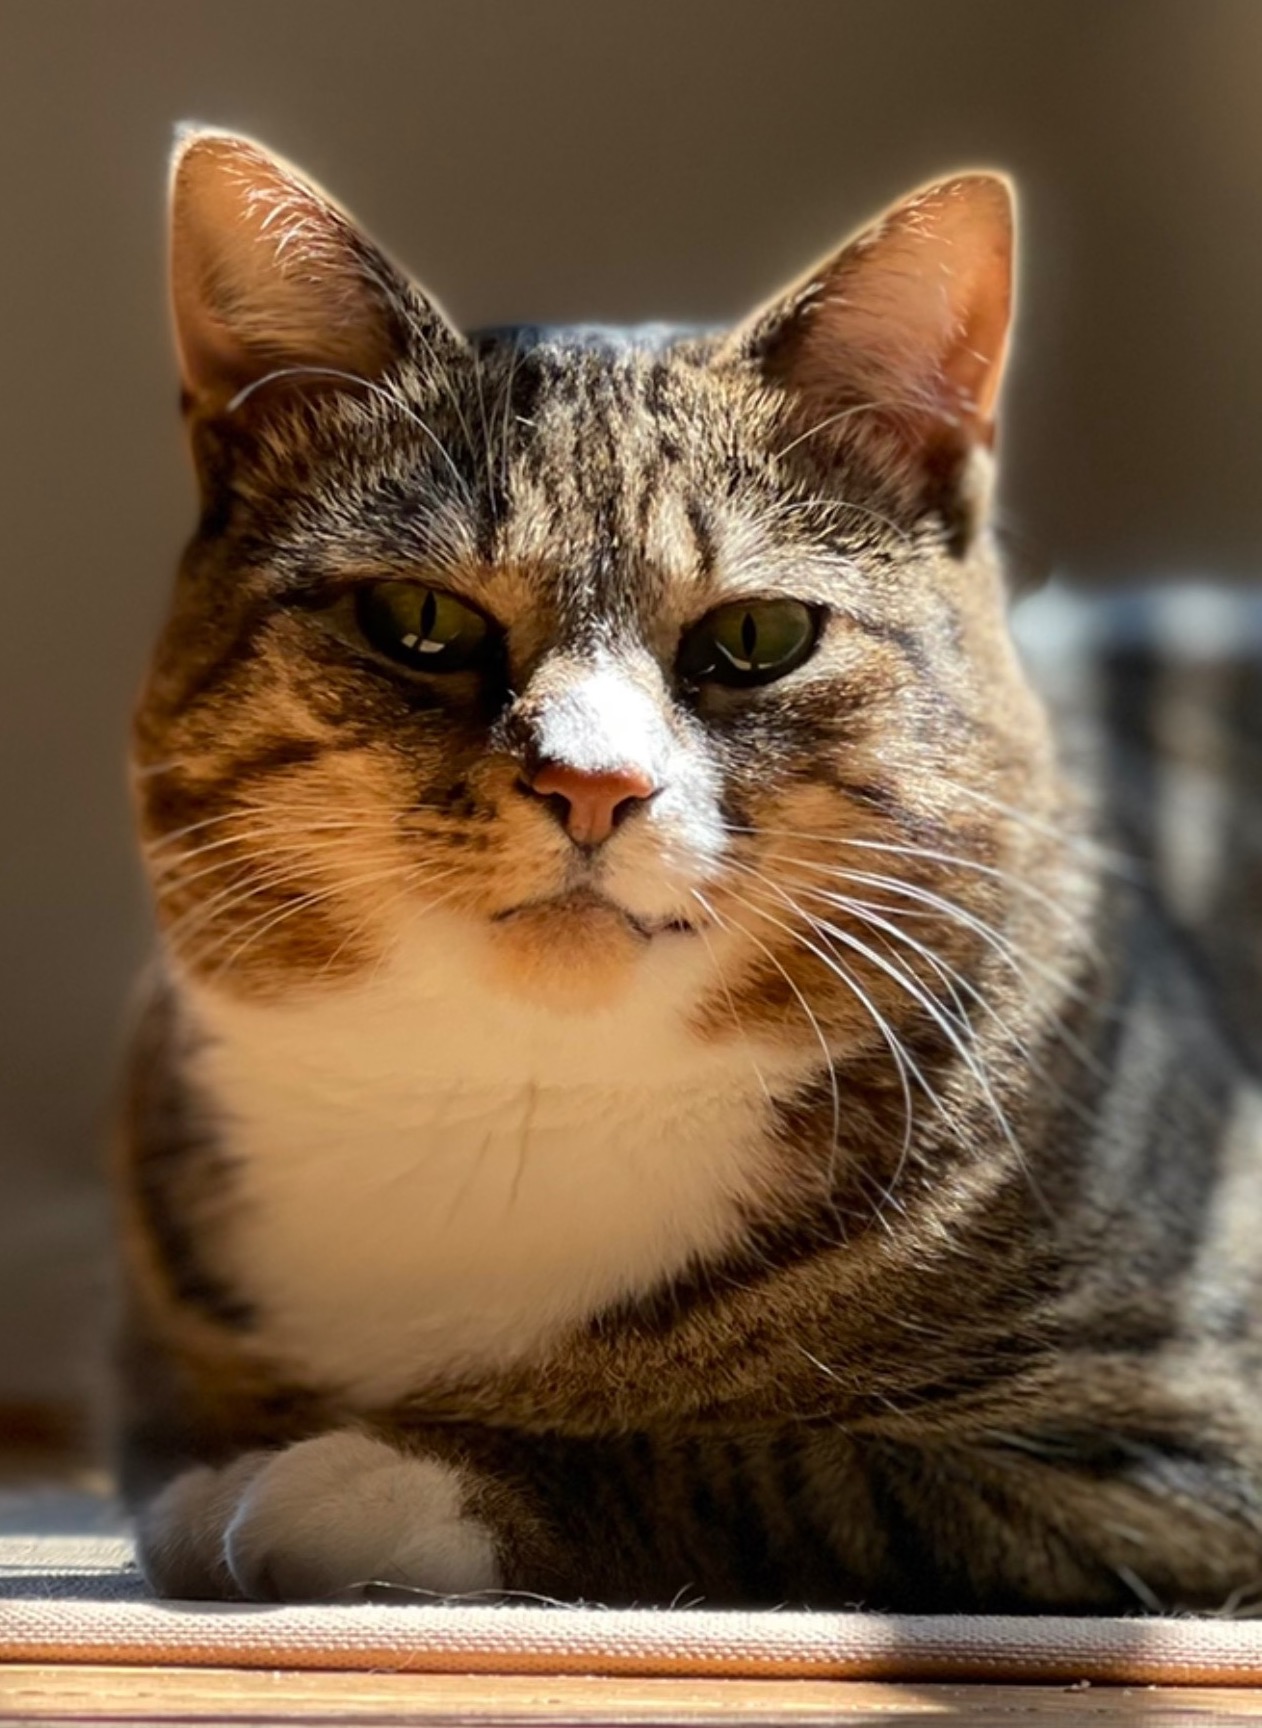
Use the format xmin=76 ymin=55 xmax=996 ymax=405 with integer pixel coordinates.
xmin=223 ymin=1431 xmax=503 ymax=1602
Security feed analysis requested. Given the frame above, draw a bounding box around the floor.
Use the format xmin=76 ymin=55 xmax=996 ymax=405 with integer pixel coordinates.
xmin=2 ymin=1442 xmax=1260 ymax=1726
xmin=6 ymin=1666 xmax=1261 ymax=1724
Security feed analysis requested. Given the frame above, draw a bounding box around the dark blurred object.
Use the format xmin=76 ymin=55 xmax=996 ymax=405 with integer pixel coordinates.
xmin=1 ymin=0 xmax=1259 ymax=1416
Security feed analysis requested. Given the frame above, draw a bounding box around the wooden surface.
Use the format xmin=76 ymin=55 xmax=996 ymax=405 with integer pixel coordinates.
xmin=1 ymin=1667 xmax=1259 ymax=1725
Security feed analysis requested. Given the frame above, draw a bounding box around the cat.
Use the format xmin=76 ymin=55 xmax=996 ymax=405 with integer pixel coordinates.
xmin=116 ymin=127 xmax=1262 ymax=1612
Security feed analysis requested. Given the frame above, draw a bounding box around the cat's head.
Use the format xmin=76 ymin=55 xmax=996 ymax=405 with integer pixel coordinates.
xmin=136 ymin=130 xmax=1055 ymax=1050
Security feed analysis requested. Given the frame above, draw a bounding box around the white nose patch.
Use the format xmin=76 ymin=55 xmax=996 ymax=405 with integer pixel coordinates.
xmin=532 ymin=668 xmax=668 ymax=781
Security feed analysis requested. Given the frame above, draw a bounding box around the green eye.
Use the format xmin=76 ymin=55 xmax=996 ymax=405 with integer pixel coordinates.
xmin=355 ymin=583 xmax=491 ymax=672
xmin=677 ymin=599 xmax=820 ymax=688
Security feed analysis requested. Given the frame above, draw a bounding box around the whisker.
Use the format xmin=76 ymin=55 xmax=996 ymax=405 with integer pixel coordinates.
xmin=730 ymin=823 xmax=1088 ymax=928
xmin=498 ymin=337 xmax=522 ymax=505
xmin=688 ymin=907 xmax=773 ymax=1105
xmin=805 ymin=885 xmax=1105 ymax=1127
xmin=806 ymin=872 xmax=1112 ymax=1074
xmin=763 ymin=490 xmax=913 ymax=549
xmin=194 ymin=860 xmax=447 ymax=981
xmin=409 ymin=324 xmax=478 ymax=468
xmin=717 ymin=872 xmax=929 ymax=1176
xmin=143 ymin=807 xmax=412 ymax=859
xmin=161 ymin=851 xmax=459 ymax=957
xmin=719 ymin=865 xmax=1052 ymax=1220
xmin=149 ymin=825 xmax=390 ymax=885
xmin=932 ymin=778 xmax=1140 ymax=878
xmin=224 ymin=365 xmax=474 ymax=501
xmin=470 ymin=344 xmax=497 ymax=519
xmin=691 ymin=887 xmax=846 ymax=1216
xmin=717 ymin=873 xmax=928 ymax=1201
xmin=775 ymin=397 xmax=914 ymax=463
xmin=781 ymin=857 xmax=1098 ymax=1009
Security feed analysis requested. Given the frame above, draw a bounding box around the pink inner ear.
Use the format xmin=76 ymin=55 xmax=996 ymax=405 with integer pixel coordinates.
xmin=173 ymin=292 xmax=285 ymax=411
xmin=753 ymin=174 xmax=1015 ymax=460
xmin=169 ymin=131 xmax=404 ymax=411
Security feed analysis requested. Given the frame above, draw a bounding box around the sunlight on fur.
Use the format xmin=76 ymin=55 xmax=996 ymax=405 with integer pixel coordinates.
xmin=114 ymin=127 xmax=1262 ymax=1617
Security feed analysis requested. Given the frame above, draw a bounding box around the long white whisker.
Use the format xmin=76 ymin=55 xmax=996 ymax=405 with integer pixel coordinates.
xmin=808 ymin=910 xmax=1052 ymax=1218
xmin=197 ymin=860 xmax=453 ymax=981
xmin=691 ymin=887 xmax=846 ymax=1215
xmin=688 ymin=904 xmax=772 ymax=1105
xmin=783 ymin=857 xmax=1094 ymax=1007
xmin=812 ymin=886 xmax=1104 ymax=1129
xmin=163 ymin=854 xmax=459 ymax=957
xmin=799 ymin=870 xmax=1110 ymax=1076
xmin=498 ymin=337 xmax=521 ymax=504
xmin=720 ymin=864 xmax=1051 ymax=1219
xmin=717 ymin=872 xmax=928 ymax=1182
xmin=732 ymin=824 xmax=1086 ymax=928
xmin=224 ymin=366 xmax=473 ymax=500
xmin=143 ymin=807 xmax=412 ymax=859
xmin=935 ymin=779 xmax=1139 ymax=877
xmin=775 ymin=398 xmax=912 ymax=463
xmin=150 ymin=825 xmax=393 ymax=887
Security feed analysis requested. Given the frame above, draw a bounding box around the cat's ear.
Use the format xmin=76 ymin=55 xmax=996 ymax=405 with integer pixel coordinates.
xmin=724 ymin=174 xmax=1015 ymax=540
xmin=169 ymin=128 xmax=464 ymax=417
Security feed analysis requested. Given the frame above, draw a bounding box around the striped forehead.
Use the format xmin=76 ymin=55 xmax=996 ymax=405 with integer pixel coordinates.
xmin=487 ymin=349 xmax=718 ymax=628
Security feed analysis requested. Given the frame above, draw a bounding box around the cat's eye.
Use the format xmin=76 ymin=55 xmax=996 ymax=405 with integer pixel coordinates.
xmin=354 ymin=582 xmax=491 ymax=673
xmin=677 ymin=599 xmax=821 ymax=688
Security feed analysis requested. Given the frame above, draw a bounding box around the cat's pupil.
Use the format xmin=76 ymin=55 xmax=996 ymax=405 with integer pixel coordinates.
xmin=741 ymin=611 xmax=757 ymax=658
xmin=420 ymin=590 xmax=437 ymax=642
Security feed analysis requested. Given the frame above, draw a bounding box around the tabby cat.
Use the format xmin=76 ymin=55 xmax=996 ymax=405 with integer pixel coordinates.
xmin=118 ymin=129 xmax=1262 ymax=1612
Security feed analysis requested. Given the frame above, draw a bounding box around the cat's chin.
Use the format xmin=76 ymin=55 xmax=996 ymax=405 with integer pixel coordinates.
xmin=484 ymin=891 xmax=674 ymax=1013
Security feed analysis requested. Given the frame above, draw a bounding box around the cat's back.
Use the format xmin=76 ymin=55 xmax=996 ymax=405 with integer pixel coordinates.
xmin=1014 ymin=581 xmax=1262 ymax=1069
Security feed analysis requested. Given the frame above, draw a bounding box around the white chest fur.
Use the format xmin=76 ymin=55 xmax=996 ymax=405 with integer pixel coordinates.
xmin=188 ymin=913 xmax=799 ymax=1406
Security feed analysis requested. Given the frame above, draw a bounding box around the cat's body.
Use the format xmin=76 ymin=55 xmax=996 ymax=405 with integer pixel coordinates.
xmin=117 ymin=133 xmax=1262 ymax=1612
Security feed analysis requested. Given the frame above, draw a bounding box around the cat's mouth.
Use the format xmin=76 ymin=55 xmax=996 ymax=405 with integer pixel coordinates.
xmin=492 ymin=889 xmax=699 ymax=941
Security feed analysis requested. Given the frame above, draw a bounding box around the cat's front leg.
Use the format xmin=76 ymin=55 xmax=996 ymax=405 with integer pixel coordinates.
xmin=135 ymin=1428 xmax=551 ymax=1603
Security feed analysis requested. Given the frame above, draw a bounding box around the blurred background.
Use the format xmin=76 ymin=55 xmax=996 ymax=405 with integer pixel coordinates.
xmin=2 ymin=0 xmax=1260 ymax=1445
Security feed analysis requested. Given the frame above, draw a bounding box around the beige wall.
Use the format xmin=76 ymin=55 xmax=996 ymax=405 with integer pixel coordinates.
xmin=2 ymin=0 xmax=1261 ymax=1406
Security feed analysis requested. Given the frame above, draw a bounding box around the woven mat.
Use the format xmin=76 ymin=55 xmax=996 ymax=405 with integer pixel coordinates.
xmin=3 ymin=1487 xmax=1262 ymax=1686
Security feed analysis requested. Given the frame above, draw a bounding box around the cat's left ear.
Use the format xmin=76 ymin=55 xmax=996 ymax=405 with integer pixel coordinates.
xmin=723 ymin=174 xmax=1015 ymax=546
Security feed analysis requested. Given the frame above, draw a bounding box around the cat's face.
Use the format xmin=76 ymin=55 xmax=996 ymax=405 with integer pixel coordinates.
xmin=136 ymin=133 xmax=1053 ymax=1051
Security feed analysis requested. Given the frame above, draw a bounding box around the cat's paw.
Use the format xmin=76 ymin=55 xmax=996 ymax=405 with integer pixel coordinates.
xmin=135 ymin=1450 xmax=269 ymax=1600
xmin=136 ymin=1430 xmax=502 ymax=1602
xmin=225 ymin=1431 xmax=501 ymax=1601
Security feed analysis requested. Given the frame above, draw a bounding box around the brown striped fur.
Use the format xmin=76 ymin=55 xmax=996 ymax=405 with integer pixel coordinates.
xmin=116 ymin=132 xmax=1262 ymax=1613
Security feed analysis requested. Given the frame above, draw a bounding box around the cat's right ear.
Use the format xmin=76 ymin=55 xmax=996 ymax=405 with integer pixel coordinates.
xmin=168 ymin=128 xmax=465 ymax=420
xmin=720 ymin=174 xmax=1015 ymax=549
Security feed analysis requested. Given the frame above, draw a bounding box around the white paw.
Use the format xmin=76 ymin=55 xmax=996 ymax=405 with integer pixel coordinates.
xmin=135 ymin=1451 xmax=268 ymax=1600
xmin=138 ymin=1431 xmax=502 ymax=1602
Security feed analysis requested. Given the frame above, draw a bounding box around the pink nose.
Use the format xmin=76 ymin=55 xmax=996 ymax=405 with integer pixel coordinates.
xmin=528 ymin=761 xmax=656 ymax=846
